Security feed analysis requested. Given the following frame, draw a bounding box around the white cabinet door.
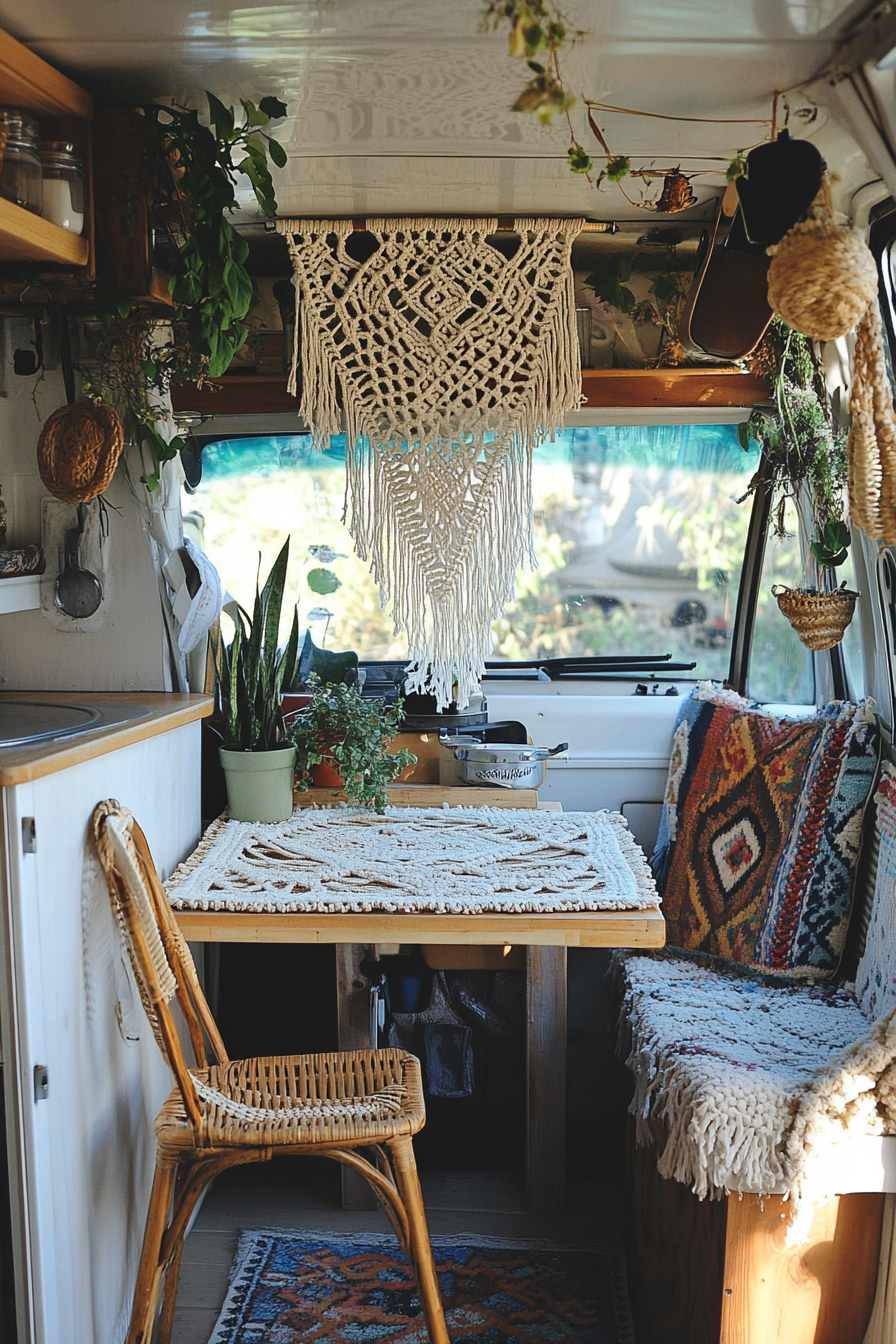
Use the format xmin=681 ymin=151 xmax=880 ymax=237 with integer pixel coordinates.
xmin=2 ymin=721 xmax=201 ymax=1344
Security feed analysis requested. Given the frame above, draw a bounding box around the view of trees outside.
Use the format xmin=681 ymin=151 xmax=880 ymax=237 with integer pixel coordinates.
xmin=188 ymin=424 xmax=816 ymax=705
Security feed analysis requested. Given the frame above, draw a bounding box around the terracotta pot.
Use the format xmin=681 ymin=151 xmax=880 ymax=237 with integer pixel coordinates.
xmin=311 ymin=756 xmax=344 ymax=788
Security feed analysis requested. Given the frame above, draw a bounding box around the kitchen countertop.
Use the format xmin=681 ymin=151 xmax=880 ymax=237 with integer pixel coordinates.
xmin=0 ymin=692 xmax=213 ymax=785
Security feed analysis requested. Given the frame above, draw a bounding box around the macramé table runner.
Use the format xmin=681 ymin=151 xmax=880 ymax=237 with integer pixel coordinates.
xmin=165 ymin=806 xmax=659 ymax=916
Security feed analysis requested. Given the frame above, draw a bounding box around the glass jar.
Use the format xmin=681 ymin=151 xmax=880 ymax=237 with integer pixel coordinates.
xmin=0 ymin=109 xmax=42 ymax=214
xmin=40 ymin=141 xmax=85 ymax=233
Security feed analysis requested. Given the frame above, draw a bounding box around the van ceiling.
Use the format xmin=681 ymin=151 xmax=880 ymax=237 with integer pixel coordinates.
xmin=0 ymin=0 xmax=873 ymax=218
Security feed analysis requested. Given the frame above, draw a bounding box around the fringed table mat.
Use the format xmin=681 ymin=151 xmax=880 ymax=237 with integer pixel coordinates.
xmin=166 ymin=805 xmax=660 ymax=916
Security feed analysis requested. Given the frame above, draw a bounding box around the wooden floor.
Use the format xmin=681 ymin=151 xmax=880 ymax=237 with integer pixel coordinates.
xmin=171 ymin=1160 xmax=624 ymax=1343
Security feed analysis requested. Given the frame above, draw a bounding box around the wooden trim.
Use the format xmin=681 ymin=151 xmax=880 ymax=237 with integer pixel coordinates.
xmin=170 ymin=374 xmax=298 ymax=417
xmin=0 ymin=693 xmax=213 ymax=784
xmin=296 ymin=783 xmax=540 ymax=809
xmin=580 ymin=367 xmax=768 ymax=409
xmin=0 ymin=195 xmax=90 ymax=266
xmin=173 ymin=906 xmax=665 ymax=947
xmin=171 ymin=367 xmax=768 ymax=419
xmin=720 ymin=1191 xmax=883 ymax=1344
xmin=0 ymin=27 xmax=93 ymax=119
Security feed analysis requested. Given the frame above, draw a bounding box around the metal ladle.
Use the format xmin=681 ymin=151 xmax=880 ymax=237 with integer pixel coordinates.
xmin=55 ymin=504 xmax=103 ymax=619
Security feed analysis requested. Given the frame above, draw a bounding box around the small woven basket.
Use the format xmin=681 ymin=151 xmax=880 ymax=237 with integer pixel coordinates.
xmin=772 ymin=584 xmax=859 ymax=651
xmin=37 ymin=400 xmax=124 ymax=504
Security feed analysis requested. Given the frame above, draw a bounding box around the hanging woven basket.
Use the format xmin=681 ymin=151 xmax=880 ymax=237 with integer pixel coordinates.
xmin=771 ymin=584 xmax=859 ymax=651
xmin=37 ymin=400 xmax=124 ymax=504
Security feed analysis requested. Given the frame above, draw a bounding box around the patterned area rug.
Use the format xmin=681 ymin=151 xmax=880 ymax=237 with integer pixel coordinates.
xmin=207 ymin=1230 xmax=636 ymax=1343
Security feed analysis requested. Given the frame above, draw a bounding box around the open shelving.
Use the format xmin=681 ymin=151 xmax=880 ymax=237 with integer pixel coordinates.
xmin=0 ymin=26 xmax=93 ymax=269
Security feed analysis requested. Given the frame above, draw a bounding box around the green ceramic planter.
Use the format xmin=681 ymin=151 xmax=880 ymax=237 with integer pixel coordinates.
xmin=219 ymin=744 xmax=296 ymax=823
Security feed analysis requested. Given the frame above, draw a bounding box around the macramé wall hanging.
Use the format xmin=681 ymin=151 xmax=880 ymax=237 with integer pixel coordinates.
xmin=276 ymin=216 xmax=583 ymax=708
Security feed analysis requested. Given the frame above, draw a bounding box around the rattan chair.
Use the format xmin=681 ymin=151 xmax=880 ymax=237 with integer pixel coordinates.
xmin=92 ymin=800 xmax=450 ymax=1344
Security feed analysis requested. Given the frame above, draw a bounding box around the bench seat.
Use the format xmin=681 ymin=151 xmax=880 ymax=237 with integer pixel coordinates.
xmin=619 ymin=953 xmax=883 ymax=1202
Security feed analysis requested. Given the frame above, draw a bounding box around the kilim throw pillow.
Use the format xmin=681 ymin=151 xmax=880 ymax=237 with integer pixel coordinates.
xmin=651 ymin=684 xmax=879 ymax=979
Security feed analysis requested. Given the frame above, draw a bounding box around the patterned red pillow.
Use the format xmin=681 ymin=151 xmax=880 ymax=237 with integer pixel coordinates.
xmin=651 ymin=687 xmax=879 ymax=979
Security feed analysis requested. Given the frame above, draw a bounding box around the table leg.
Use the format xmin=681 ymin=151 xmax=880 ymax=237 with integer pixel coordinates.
xmin=526 ymin=945 xmax=567 ymax=1212
xmin=336 ymin=943 xmax=379 ymax=1210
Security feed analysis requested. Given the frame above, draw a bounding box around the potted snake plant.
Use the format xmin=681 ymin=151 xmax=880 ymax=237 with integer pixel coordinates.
xmin=214 ymin=537 xmax=300 ymax=821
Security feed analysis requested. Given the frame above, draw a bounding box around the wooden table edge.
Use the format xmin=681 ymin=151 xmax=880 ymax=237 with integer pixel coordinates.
xmin=174 ymin=905 xmax=665 ymax=948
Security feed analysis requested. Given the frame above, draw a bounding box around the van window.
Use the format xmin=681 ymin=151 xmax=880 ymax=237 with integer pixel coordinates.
xmin=186 ymin=424 xmax=804 ymax=695
xmin=746 ymin=496 xmax=815 ymax=705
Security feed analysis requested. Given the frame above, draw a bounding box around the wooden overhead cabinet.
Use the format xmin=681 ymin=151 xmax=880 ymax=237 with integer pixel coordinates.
xmin=0 ymin=26 xmax=93 ymax=269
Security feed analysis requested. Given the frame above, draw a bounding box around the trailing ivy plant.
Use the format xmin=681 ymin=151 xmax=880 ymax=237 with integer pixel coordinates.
xmin=740 ymin=318 xmax=850 ymax=573
xmin=145 ymin=92 xmax=288 ymax=377
xmin=289 ymin=675 xmax=416 ymax=814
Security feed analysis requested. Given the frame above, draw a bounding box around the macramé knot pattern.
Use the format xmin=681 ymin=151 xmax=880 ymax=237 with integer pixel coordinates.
xmin=767 ymin=215 xmax=878 ymax=342
xmin=37 ymin=399 xmax=124 ymax=503
xmin=275 ymin=216 xmax=583 ymax=710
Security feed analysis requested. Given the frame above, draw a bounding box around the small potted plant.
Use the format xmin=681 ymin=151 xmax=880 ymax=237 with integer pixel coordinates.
xmin=289 ymin=676 xmax=416 ymax=814
xmin=743 ymin=319 xmax=858 ymax=650
xmin=215 ymin=537 xmax=300 ymax=822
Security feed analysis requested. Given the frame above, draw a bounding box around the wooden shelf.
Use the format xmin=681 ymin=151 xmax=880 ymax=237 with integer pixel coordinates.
xmin=0 ymin=27 xmax=92 ymax=119
xmin=295 ymin=783 xmax=541 ymax=809
xmin=580 ymin=367 xmax=768 ymax=409
xmin=172 ymin=366 xmax=769 ymax=419
xmin=0 ymin=27 xmax=94 ymax=272
xmin=0 ymin=574 xmax=40 ymax=615
xmin=0 ymin=196 xmax=89 ymax=265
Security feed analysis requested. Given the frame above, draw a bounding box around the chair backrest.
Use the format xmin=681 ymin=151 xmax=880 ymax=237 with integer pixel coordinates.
xmin=93 ymin=799 xmax=229 ymax=1135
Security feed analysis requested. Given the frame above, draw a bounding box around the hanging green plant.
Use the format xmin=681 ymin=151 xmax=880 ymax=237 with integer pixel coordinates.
xmin=87 ymin=91 xmax=288 ymax=490
xmin=142 ymin=92 xmax=288 ymax=377
xmin=741 ymin=318 xmax=850 ymax=572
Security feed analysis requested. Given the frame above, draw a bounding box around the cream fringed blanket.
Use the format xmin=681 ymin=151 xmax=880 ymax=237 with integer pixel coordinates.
xmin=275 ymin=217 xmax=583 ymax=710
xmin=166 ymin=806 xmax=658 ymax=916
xmin=618 ymin=954 xmax=896 ymax=1242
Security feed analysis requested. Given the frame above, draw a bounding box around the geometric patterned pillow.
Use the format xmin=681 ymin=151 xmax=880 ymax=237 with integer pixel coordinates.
xmin=855 ymin=762 xmax=896 ymax=1018
xmin=651 ymin=684 xmax=879 ymax=979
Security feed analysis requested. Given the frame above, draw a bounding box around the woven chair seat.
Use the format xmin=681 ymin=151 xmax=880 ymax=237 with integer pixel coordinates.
xmin=155 ymin=1048 xmax=425 ymax=1152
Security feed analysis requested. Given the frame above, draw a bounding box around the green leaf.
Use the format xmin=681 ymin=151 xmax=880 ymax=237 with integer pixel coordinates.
xmin=567 ymin=143 xmax=592 ymax=174
xmin=206 ymin=91 xmax=234 ymax=140
xmin=583 ymin=255 xmax=636 ymax=313
xmin=267 ymin=136 xmax=287 ymax=169
xmin=606 ymin=155 xmax=631 ymax=182
xmin=259 ymin=96 xmax=288 ymax=120
xmin=726 ymin=154 xmax=747 ymax=183
xmin=737 ymin=420 xmax=751 ymax=452
xmin=240 ymin=97 xmax=270 ymax=128
xmin=307 ymin=567 xmax=341 ymax=595
xmin=651 ymin=271 xmax=679 ymax=304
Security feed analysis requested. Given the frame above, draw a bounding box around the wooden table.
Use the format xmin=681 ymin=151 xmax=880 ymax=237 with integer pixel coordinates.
xmin=176 ymin=904 xmax=664 ymax=1212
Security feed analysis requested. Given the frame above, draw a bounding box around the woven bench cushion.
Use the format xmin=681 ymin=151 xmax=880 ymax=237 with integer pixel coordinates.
xmin=651 ymin=685 xmax=879 ymax=979
xmin=619 ymin=952 xmax=872 ymax=1199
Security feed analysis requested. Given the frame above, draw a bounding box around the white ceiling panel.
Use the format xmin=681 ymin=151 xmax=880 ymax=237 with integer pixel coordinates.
xmin=0 ymin=0 xmax=872 ymax=217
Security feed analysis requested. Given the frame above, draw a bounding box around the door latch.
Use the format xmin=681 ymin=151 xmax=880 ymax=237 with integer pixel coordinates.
xmin=21 ymin=817 xmax=36 ymax=854
xmin=33 ymin=1065 xmax=48 ymax=1103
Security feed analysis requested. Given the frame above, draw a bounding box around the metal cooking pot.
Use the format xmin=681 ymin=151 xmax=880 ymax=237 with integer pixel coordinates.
xmin=440 ymin=737 xmax=568 ymax=790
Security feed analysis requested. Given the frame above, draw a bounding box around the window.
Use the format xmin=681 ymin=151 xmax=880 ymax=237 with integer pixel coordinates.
xmin=186 ymin=422 xmax=801 ymax=693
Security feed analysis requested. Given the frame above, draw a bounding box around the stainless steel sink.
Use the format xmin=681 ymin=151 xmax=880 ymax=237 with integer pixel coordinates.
xmin=0 ymin=701 xmax=152 ymax=748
